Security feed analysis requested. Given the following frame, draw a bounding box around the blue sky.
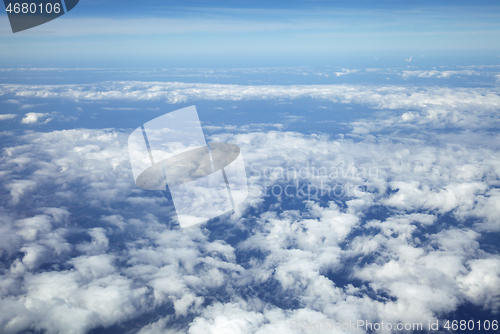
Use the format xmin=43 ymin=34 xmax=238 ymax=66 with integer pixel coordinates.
xmin=1 ymin=0 xmax=500 ymax=67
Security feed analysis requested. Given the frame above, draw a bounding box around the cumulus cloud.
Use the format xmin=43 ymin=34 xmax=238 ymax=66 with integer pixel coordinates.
xmin=21 ymin=112 xmax=52 ymax=124
xmin=0 ymin=75 xmax=500 ymax=333
xmin=0 ymin=118 xmax=498 ymax=333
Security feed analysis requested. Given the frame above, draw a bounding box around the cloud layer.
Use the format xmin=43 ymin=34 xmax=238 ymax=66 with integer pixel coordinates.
xmin=2 ymin=81 xmax=500 ymax=131
xmin=0 ymin=74 xmax=499 ymax=333
xmin=0 ymin=117 xmax=498 ymax=333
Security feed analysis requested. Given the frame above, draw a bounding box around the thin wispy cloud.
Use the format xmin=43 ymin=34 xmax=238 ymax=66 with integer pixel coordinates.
xmin=0 ymin=114 xmax=17 ymax=120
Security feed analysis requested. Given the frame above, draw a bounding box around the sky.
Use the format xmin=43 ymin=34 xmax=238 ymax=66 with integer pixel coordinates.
xmin=1 ymin=0 xmax=500 ymax=67
xmin=0 ymin=1 xmax=500 ymax=334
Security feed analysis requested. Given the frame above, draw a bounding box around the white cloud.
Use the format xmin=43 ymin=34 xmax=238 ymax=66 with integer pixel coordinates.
xmin=76 ymin=228 xmax=109 ymax=255
xmin=457 ymin=258 xmax=500 ymax=313
xmin=188 ymin=302 xmax=265 ymax=334
xmin=0 ymin=114 xmax=17 ymax=120
xmin=4 ymin=81 xmax=500 ymax=130
xmin=21 ymin=112 xmax=51 ymax=124
xmin=5 ymin=180 xmax=37 ymax=205
xmin=0 ymin=78 xmax=499 ymax=333
xmin=401 ymin=70 xmax=481 ymax=79
xmin=334 ymin=69 xmax=358 ymax=77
